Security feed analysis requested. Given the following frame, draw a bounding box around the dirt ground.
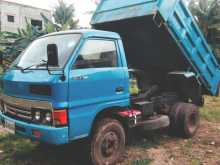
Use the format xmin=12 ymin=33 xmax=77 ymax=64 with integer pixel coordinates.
xmin=121 ymin=120 xmax=220 ymax=165
xmin=0 ymin=120 xmax=219 ymax=165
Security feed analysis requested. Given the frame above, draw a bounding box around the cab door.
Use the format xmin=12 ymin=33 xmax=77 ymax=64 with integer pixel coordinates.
xmin=68 ymin=38 xmax=129 ymax=139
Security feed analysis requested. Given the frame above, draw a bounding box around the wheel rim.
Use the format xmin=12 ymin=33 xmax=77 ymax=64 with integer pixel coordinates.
xmin=188 ymin=112 xmax=198 ymax=133
xmin=101 ymin=131 xmax=119 ymax=158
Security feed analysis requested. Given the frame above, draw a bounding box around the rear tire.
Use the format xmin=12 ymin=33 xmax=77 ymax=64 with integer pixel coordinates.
xmin=90 ymin=118 xmax=125 ymax=165
xmin=169 ymin=102 xmax=200 ymax=138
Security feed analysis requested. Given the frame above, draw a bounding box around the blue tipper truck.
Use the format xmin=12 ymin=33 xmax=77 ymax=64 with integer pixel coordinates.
xmin=0 ymin=0 xmax=220 ymax=164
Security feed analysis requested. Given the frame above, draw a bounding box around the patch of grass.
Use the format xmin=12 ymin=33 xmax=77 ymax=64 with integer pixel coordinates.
xmin=131 ymin=133 xmax=162 ymax=150
xmin=191 ymin=157 xmax=201 ymax=165
xmin=131 ymin=159 xmax=152 ymax=165
xmin=180 ymin=140 xmax=201 ymax=165
xmin=0 ymin=132 xmax=96 ymax=165
xmin=185 ymin=139 xmax=193 ymax=148
xmin=200 ymin=107 xmax=220 ymax=122
xmin=0 ymin=133 xmax=36 ymax=165
xmin=200 ymin=96 xmax=220 ymax=122
xmin=181 ymin=139 xmax=193 ymax=155
xmin=136 ymin=139 xmax=160 ymax=150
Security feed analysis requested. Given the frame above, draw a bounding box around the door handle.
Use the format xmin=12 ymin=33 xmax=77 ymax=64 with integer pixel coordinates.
xmin=115 ymin=87 xmax=124 ymax=93
xmin=73 ymin=75 xmax=89 ymax=80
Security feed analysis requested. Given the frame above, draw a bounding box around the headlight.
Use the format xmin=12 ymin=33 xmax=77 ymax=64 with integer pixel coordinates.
xmin=32 ymin=109 xmax=53 ymax=125
xmin=45 ymin=112 xmax=52 ymax=122
xmin=34 ymin=111 xmax=41 ymax=121
xmin=42 ymin=111 xmax=53 ymax=125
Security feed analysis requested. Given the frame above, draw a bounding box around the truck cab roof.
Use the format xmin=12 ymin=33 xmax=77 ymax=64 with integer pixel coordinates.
xmin=42 ymin=29 xmax=121 ymax=39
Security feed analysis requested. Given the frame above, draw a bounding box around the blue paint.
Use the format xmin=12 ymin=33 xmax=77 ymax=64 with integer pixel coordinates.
xmin=3 ymin=70 xmax=69 ymax=108
xmin=0 ymin=113 xmax=68 ymax=145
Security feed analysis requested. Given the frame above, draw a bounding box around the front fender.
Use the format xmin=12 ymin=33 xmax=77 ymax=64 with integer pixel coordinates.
xmin=68 ymin=98 xmax=129 ymax=141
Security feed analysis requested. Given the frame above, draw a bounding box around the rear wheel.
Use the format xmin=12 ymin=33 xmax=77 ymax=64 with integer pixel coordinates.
xmin=169 ymin=102 xmax=200 ymax=138
xmin=90 ymin=118 xmax=125 ymax=165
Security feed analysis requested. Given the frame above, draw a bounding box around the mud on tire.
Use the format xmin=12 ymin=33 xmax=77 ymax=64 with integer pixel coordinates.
xmin=90 ymin=118 xmax=126 ymax=165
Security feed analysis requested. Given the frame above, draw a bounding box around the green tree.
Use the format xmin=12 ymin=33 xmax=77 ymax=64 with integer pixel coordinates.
xmin=0 ymin=0 xmax=79 ymax=68
xmin=189 ymin=0 xmax=220 ymax=37
xmin=189 ymin=0 xmax=220 ymax=59
xmin=0 ymin=19 xmax=44 ymax=68
xmin=49 ymin=0 xmax=79 ymax=31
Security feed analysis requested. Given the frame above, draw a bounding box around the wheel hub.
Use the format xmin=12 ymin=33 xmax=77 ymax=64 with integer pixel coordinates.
xmin=101 ymin=131 xmax=119 ymax=157
xmin=188 ymin=112 xmax=198 ymax=132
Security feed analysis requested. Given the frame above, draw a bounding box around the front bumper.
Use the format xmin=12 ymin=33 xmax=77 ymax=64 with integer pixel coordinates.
xmin=0 ymin=113 xmax=69 ymax=145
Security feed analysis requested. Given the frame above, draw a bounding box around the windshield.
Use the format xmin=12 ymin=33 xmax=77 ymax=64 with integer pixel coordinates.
xmin=11 ymin=34 xmax=81 ymax=69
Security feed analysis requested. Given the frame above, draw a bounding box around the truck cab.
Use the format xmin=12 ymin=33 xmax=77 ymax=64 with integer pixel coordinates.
xmin=0 ymin=30 xmax=130 ymax=144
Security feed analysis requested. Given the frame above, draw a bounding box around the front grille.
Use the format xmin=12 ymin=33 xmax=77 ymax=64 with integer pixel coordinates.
xmin=4 ymin=103 xmax=32 ymax=122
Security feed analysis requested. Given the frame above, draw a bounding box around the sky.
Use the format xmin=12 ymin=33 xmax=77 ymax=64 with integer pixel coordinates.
xmin=4 ymin=0 xmax=97 ymax=27
xmin=4 ymin=0 xmax=191 ymax=27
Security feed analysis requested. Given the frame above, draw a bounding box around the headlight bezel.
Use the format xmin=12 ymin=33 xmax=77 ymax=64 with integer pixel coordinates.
xmin=32 ymin=108 xmax=53 ymax=126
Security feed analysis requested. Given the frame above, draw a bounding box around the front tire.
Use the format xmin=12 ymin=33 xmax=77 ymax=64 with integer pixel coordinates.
xmin=91 ymin=118 xmax=125 ymax=165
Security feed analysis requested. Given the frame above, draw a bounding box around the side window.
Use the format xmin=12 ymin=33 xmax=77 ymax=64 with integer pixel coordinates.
xmin=73 ymin=39 xmax=118 ymax=69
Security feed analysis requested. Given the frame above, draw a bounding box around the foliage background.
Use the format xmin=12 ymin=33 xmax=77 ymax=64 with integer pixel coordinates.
xmin=189 ymin=0 xmax=220 ymax=60
xmin=0 ymin=0 xmax=78 ymax=70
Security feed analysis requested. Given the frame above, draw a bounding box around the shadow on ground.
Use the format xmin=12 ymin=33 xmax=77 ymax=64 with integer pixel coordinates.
xmin=0 ymin=129 xmax=167 ymax=165
xmin=0 ymin=134 xmax=92 ymax=165
xmin=15 ymin=142 xmax=92 ymax=165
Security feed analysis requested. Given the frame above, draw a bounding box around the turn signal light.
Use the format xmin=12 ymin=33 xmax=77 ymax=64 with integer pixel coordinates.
xmin=53 ymin=110 xmax=68 ymax=126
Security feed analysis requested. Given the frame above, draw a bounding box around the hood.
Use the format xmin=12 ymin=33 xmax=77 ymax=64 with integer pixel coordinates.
xmin=2 ymin=69 xmax=68 ymax=109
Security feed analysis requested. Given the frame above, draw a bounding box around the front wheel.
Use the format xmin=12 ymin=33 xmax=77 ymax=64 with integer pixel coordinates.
xmin=90 ymin=118 xmax=126 ymax=165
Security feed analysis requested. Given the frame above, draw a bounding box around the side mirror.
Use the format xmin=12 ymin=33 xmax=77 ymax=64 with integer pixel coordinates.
xmin=47 ymin=44 xmax=59 ymax=66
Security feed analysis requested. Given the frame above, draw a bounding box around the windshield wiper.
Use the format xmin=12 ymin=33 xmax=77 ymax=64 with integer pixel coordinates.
xmin=21 ymin=64 xmax=35 ymax=71
xmin=21 ymin=60 xmax=48 ymax=72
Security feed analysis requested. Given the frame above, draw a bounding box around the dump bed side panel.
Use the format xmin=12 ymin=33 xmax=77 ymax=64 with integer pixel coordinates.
xmin=91 ymin=0 xmax=158 ymax=24
xmin=91 ymin=0 xmax=220 ymax=95
xmin=159 ymin=0 xmax=220 ymax=95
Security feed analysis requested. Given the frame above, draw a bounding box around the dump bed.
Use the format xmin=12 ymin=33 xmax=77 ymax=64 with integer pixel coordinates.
xmin=91 ymin=0 xmax=220 ymax=96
